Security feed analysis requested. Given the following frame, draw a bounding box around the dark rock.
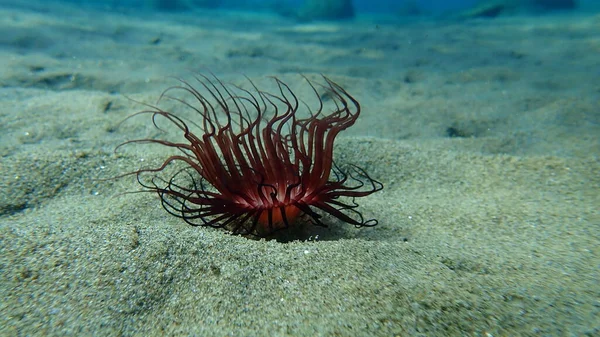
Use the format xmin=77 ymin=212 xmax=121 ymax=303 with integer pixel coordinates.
xmin=153 ymin=0 xmax=220 ymax=11
xmin=458 ymin=0 xmax=576 ymax=19
xmin=297 ymin=0 xmax=355 ymax=21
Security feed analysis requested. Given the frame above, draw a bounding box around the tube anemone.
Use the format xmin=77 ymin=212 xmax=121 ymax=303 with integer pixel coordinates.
xmin=117 ymin=74 xmax=383 ymax=238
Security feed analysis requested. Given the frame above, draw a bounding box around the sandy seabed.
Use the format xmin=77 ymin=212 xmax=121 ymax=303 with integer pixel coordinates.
xmin=0 ymin=1 xmax=599 ymax=336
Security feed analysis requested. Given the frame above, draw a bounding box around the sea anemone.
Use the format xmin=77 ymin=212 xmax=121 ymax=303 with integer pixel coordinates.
xmin=117 ymin=73 xmax=382 ymax=238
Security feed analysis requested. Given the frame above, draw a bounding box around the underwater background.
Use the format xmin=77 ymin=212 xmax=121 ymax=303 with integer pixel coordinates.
xmin=0 ymin=0 xmax=598 ymax=336
xmin=23 ymin=0 xmax=600 ymax=13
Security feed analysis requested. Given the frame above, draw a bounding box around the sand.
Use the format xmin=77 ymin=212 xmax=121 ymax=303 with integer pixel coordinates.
xmin=0 ymin=1 xmax=599 ymax=336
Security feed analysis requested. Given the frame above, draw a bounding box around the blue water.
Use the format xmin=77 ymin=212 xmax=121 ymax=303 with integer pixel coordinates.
xmin=30 ymin=0 xmax=600 ymax=14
